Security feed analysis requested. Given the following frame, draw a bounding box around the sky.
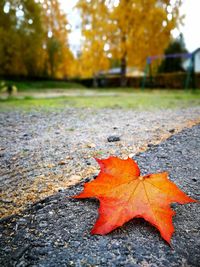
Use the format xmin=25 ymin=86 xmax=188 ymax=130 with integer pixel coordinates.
xmin=59 ymin=0 xmax=200 ymax=53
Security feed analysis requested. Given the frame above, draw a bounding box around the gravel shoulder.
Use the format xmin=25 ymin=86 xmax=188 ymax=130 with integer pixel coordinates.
xmin=0 ymin=123 xmax=199 ymax=267
xmin=0 ymin=107 xmax=200 ymax=218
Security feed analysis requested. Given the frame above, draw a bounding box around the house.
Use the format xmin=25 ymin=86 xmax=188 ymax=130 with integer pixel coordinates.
xmin=183 ymin=48 xmax=200 ymax=73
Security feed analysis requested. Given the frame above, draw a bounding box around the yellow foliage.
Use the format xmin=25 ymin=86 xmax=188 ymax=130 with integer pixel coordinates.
xmin=0 ymin=0 xmax=183 ymax=79
xmin=42 ymin=0 xmax=75 ymax=78
xmin=0 ymin=0 xmax=75 ymax=79
xmin=76 ymin=0 xmax=183 ymax=76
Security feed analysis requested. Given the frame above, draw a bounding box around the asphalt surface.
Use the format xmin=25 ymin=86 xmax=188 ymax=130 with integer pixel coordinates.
xmin=0 ymin=124 xmax=200 ymax=267
xmin=1 ymin=107 xmax=200 ymax=219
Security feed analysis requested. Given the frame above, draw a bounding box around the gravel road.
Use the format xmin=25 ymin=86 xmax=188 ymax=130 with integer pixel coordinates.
xmin=0 ymin=107 xmax=200 ymax=219
xmin=0 ymin=122 xmax=199 ymax=267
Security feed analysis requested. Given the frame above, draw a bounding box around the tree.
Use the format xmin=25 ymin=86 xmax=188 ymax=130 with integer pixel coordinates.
xmin=19 ymin=0 xmax=45 ymax=77
xmin=0 ymin=0 xmax=44 ymax=76
xmin=158 ymin=34 xmax=188 ymax=73
xmin=76 ymin=0 xmax=110 ymax=82
xmin=77 ymin=0 xmax=183 ymax=86
xmin=41 ymin=0 xmax=74 ymax=78
xmin=0 ymin=0 xmax=74 ymax=78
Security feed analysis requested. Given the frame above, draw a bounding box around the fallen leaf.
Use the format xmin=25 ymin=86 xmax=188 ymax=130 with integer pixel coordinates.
xmin=73 ymin=156 xmax=197 ymax=244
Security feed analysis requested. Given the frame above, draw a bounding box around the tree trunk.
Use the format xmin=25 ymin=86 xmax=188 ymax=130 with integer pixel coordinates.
xmin=93 ymin=74 xmax=98 ymax=88
xmin=120 ymin=32 xmax=127 ymax=87
xmin=120 ymin=55 xmax=127 ymax=87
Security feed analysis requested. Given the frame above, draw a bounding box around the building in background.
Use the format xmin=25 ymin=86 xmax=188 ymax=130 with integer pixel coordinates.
xmin=183 ymin=48 xmax=200 ymax=73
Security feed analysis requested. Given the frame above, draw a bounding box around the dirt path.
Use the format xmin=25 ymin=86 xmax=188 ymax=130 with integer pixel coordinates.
xmin=0 ymin=107 xmax=200 ymax=218
xmin=1 ymin=89 xmax=136 ymax=99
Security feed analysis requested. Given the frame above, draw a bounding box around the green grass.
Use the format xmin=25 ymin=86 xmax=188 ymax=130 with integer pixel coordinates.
xmin=1 ymin=80 xmax=86 ymax=91
xmin=0 ymin=89 xmax=200 ymax=111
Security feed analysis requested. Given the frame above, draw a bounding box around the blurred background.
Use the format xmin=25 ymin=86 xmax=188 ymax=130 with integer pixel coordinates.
xmin=0 ymin=0 xmax=200 ymax=108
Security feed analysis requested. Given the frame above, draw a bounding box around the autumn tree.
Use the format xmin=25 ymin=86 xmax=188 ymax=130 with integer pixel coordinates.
xmin=19 ymin=0 xmax=45 ymax=77
xmin=0 ymin=0 xmax=44 ymax=76
xmin=0 ymin=0 xmax=74 ymax=78
xmin=76 ymin=0 xmax=110 ymax=81
xmin=41 ymin=0 xmax=74 ymax=78
xmin=77 ymin=0 xmax=183 ymax=86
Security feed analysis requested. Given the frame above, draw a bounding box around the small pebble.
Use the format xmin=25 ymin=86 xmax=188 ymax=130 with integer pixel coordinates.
xmin=87 ymin=143 xmax=96 ymax=148
xmin=107 ymin=136 xmax=120 ymax=142
xmin=169 ymin=128 xmax=175 ymax=133
xmin=58 ymin=161 xmax=66 ymax=165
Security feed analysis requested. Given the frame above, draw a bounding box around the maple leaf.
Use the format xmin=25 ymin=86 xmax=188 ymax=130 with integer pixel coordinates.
xmin=73 ymin=157 xmax=197 ymax=244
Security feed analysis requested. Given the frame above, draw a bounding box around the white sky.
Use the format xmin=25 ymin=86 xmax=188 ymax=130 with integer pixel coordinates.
xmin=59 ymin=0 xmax=200 ymax=53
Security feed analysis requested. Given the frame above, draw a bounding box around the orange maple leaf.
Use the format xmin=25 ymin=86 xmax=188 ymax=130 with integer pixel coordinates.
xmin=73 ymin=157 xmax=197 ymax=244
